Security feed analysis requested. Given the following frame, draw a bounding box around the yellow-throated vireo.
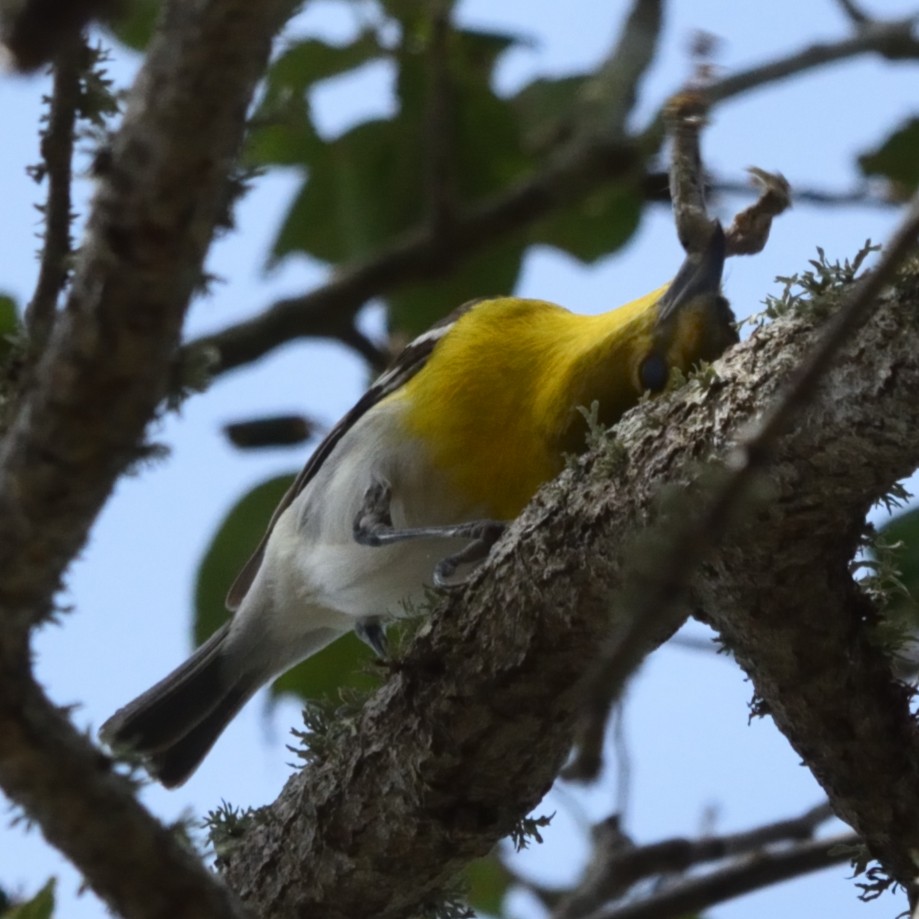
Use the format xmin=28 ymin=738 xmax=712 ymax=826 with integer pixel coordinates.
xmin=101 ymin=223 xmax=734 ymax=787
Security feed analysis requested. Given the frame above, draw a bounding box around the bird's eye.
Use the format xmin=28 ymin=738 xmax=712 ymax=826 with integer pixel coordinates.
xmin=639 ymin=353 xmax=669 ymax=392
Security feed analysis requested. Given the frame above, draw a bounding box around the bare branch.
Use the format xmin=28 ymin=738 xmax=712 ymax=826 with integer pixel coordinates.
xmin=584 ymin=833 xmax=858 ymax=919
xmin=24 ymin=34 xmax=83 ymax=348
xmin=188 ymin=12 xmax=918 ymax=377
xmin=0 ymin=0 xmax=295 ymax=634
xmin=833 ymin=0 xmax=872 ymax=27
xmin=554 ymin=802 xmax=836 ymax=918
xmin=574 ymin=0 xmax=663 ymax=140
xmin=708 ymin=17 xmax=919 ymax=104
xmin=664 ymin=90 xmax=714 ymax=252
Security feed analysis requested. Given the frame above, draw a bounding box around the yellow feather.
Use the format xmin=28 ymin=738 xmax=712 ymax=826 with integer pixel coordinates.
xmin=395 ymin=287 xmax=668 ymax=520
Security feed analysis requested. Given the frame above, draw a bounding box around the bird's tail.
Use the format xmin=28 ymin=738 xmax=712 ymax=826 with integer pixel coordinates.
xmin=99 ymin=623 xmax=258 ymax=788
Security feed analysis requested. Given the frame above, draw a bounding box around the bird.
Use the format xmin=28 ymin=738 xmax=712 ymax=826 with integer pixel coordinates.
xmin=100 ymin=222 xmax=735 ymax=788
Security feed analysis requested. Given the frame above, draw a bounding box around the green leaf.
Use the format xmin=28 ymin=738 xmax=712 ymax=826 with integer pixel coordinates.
xmin=512 ymin=74 xmax=588 ymax=151
xmin=195 ymin=475 xmax=293 ymax=646
xmin=531 ymin=183 xmax=643 ymax=264
xmin=247 ymin=104 xmax=323 ymax=168
xmin=107 ymin=0 xmax=160 ymax=51
xmin=3 ymin=879 xmax=55 ymax=919
xmin=271 ymin=118 xmax=418 ymax=265
xmin=269 ymin=19 xmax=532 ymax=267
xmin=0 ymin=292 xmax=20 ymax=361
xmin=267 ymin=36 xmax=384 ymax=98
xmin=465 ymin=854 xmax=513 ymax=917
xmin=393 ymin=26 xmax=529 ymax=195
xmin=248 ymin=34 xmax=384 ymax=170
xmin=859 ymin=118 xmax=919 ymax=191
xmin=268 ymin=20 xmax=599 ymax=340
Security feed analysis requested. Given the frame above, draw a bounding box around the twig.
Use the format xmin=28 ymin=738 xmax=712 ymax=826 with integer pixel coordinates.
xmin=663 ymin=91 xmax=713 ymax=253
xmin=25 ymin=35 xmax=84 ymax=349
xmin=611 ymin=705 xmax=630 ymax=819
xmin=583 ymin=833 xmax=858 ymax=919
xmin=709 ymin=176 xmax=895 ymax=210
xmin=185 ymin=9 xmax=919 ymax=376
xmin=668 ymin=631 xmax=721 ymax=653
xmin=707 ymin=18 xmax=919 ymax=104
xmin=554 ymin=801 xmax=835 ymax=918
xmin=834 ymin=0 xmax=871 ymax=26
xmin=573 ymin=0 xmax=663 ymax=141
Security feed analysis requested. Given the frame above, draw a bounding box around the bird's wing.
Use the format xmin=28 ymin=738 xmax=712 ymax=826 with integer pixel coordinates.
xmin=225 ymin=299 xmax=485 ymax=610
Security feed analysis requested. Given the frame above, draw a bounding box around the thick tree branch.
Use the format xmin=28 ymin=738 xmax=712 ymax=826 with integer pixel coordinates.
xmin=0 ymin=668 xmax=249 ymax=919
xmin=187 ymin=12 xmax=919 ymax=376
xmin=569 ymin=185 xmax=919 ymax=780
xmin=834 ymin=0 xmax=871 ymax=26
xmin=0 ymin=0 xmax=295 ymax=914
xmin=220 ymin=271 xmax=919 ymax=915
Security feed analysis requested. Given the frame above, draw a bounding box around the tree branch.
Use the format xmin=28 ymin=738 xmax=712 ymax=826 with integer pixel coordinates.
xmin=834 ymin=0 xmax=871 ymax=26
xmin=585 ymin=833 xmax=858 ymax=919
xmin=24 ymin=34 xmax=83 ymax=348
xmin=708 ymin=16 xmax=919 ymax=104
xmin=553 ymin=801 xmax=836 ymax=918
xmin=185 ymin=135 xmax=642 ymax=376
xmin=187 ymin=11 xmax=919 ymax=376
xmin=219 ymin=270 xmax=919 ymax=915
xmin=573 ymin=0 xmax=663 ymax=142
xmin=0 ymin=668 xmax=250 ymax=919
xmin=0 ymin=0 xmax=296 ymax=913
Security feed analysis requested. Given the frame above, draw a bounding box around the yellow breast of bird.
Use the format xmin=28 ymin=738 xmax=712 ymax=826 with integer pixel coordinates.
xmin=393 ymin=294 xmax=661 ymax=521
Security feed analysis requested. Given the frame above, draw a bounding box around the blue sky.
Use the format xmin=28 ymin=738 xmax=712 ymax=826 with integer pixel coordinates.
xmin=2 ymin=1 xmax=918 ymax=916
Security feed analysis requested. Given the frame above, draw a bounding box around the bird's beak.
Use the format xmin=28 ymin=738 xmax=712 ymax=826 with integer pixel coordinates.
xmin=656 ymin=222 xmax=726 ymax=326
